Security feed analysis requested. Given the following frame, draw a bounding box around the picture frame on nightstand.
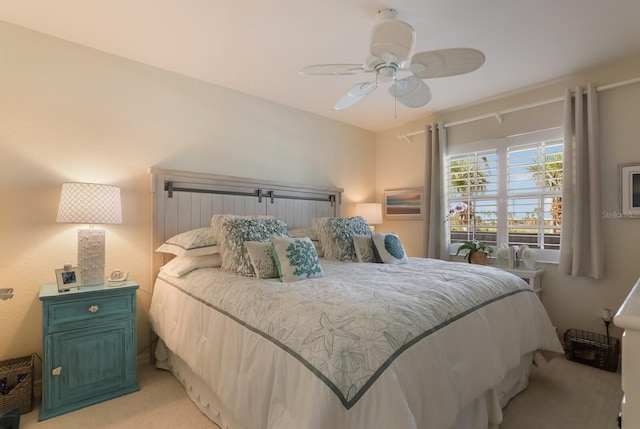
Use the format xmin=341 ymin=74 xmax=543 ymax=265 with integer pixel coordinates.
xmin=55 ymin=265 xmax=81 ymax=292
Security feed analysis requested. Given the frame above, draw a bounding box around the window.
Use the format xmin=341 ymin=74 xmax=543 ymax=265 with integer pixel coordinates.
xmin=446 ymin=128 xmax=563 ymax=262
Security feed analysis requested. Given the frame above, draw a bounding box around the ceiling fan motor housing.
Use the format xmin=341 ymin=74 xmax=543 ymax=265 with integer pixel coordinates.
xmin=376 ymin=64 xmax=397 ymax=82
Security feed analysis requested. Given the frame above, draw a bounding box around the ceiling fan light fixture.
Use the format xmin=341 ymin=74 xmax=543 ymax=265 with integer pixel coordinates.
xmin=390 ymin=76 xmax=432 ymax=108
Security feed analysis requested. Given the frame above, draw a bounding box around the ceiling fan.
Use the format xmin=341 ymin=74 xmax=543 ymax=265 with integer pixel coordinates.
xmin=299 ymin=9 xmax=485 ymax=110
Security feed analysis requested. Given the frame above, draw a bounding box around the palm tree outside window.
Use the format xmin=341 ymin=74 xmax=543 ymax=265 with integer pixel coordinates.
xmin=445 ymin=129 xmax=563 ymax=262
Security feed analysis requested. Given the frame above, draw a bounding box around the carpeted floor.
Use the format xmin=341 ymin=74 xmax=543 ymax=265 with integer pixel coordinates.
xmin=501 ymin=357 xmax=622 ymax=429
xmin=19 ymin=357 xmax=621 ymax=428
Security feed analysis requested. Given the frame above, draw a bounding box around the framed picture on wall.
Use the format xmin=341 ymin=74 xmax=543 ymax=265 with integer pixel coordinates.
xmin=620 ymin=163 xmax=640 ymax=218
xmin=383 ymin=188 xmax=424 ymax=219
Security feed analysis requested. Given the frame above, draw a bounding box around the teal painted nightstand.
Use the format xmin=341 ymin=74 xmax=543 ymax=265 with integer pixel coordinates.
xmin=38 ymin=280 xmax=140 ymax=421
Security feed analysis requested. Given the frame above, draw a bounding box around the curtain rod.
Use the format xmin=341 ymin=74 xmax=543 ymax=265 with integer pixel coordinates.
xmin=397 ymin=76 xmax=640 ymax=142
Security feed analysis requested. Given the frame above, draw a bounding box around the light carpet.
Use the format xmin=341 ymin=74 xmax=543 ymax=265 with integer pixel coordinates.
xmin=18 ymin=357 xmax=621 ymax=429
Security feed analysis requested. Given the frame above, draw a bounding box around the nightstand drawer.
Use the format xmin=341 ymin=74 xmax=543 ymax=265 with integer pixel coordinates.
xmin=46 ymin=294 xmax=133 ymax=328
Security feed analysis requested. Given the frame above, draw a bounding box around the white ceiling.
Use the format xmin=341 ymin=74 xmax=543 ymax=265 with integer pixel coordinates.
xmin=2 ymin=0 xmax=640 ymax=132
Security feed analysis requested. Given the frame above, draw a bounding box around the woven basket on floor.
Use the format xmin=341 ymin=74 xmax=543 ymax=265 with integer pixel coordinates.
xmin=0 ymin=354 xmax=34 ymax=414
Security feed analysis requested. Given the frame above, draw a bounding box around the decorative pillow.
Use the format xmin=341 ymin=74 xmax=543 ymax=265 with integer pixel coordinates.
xmin=155 ymin=227 xmax=218 ymax=257
xmin=289 ymin=227 xmax=318 ymax=241
xmin=160 ymin=253 xmax=221 ymax=277
xmin=245 ymin=241 xmax=279 ymax=279
xmin=271 ymin=236 xmax=323 ymax=283
xmin=312 ymin=240 xmax=324 ymax=258
xmin=218 ymin=217 xmax=290 ymax=276
xmin=325 ymin=217 xmax=371 ymax=261
xmin=210 ymin=214 xmax=274 ymax=274
xmin=371 ymin=232 xmax=408 ymax=265
xmin=353 ymin=235 xmax=378 ymax=263
xmin=312 ymin=217 xmax=336 ymax=259
xmin=211 ymin=214 xmax=274 ymax=245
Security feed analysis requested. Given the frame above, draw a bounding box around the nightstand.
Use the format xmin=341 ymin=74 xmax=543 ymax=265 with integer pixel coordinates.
xmin=498 ymin=266 xmax=544 ymax=297
xmin=38 ymin=280 xmax=139 ymax=421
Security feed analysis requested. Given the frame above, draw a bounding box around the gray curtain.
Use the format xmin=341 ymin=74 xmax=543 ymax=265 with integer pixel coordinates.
xmin=424 ymin=122 xmax=448 ymax=259
xmin=559 ymin=84 xmax=604 ymax=279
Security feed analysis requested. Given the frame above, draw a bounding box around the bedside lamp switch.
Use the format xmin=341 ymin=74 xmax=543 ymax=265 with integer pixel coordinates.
xmin=52 ymin=367 xmax=62 ymax=376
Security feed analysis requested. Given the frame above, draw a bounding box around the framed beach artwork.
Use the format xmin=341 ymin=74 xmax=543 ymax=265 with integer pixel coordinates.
xmin=383 ymin=188 xmax=424 ymax=219
xmin=620 ymin=163 xmax=640 ymax=218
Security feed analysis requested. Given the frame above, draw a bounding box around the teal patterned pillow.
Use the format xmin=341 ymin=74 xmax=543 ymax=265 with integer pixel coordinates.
xmin=218 ymin=217 xmax=290 ymax=276
xmin=353 ymin=235 xmax=378 ymax=263
xmin=371 ymin=232 xmax=408 ymax=265
xmin=271 ymin=236 xmax=323 ymax=282
xmin=245 ymin=241 xmax=279 ymax=279
xmin=326 ymin=217 xmax=371 ymax=261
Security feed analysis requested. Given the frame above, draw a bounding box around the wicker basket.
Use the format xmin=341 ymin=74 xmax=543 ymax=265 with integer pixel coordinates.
xmin=0 ymin=354 xmax=34 ymax=414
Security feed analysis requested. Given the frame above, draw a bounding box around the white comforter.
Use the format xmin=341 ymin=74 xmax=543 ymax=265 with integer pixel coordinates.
xmin=149 ymin=258 xmax=562 ymax=429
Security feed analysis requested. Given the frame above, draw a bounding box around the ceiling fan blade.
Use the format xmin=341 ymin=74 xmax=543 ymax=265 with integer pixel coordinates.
xmin=370 ymin=17 xmax=415 ymax=62
xmin=388 ymin=76 xmax=432 ymax=108
xmin=410 ymin=48 xmax=485 ymax=79
xmin=299 ymin=64 xmax=368 ymax=75
xmin=335 ymin=81 xmax=378 ymax=110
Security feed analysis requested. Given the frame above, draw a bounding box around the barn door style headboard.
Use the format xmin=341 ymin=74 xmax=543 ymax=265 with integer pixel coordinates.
xmin=149 ymin=168 xmax=343 ymax=278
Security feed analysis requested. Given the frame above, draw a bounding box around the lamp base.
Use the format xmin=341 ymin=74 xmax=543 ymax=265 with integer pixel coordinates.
xmin=78 ymin=228 xmax=105 ymax=286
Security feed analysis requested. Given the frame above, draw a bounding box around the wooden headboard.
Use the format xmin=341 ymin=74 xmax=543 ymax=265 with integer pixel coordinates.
xmin=149 ymin=168 xmax=343 ymax=279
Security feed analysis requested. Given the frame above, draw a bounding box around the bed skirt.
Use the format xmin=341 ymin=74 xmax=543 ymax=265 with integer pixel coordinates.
xmin=155 ymin=339 xmax=534 ymax=429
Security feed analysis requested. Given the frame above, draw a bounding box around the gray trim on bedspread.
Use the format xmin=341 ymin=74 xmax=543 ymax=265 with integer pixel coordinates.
xmin=158 ymin=272 xmax=534 ymax=409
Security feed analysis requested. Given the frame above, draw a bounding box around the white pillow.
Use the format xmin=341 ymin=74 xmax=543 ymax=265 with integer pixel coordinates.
xmin=245 ymin=241 xmax=279 ymax=279
xmin=160 ymin=254 xmax=221 ymax=277
xmin=371 ymin=232 xmax=408 ymax=265
xmin=312 ymin=240 xmax=324 ymax=258
xmin=156 ymin=227 xmax=218 ymax=257
xmin=353 ymin=235 xmax=377 ymax=263
xmin=289 ymin=227 xmax=318 ymax=241
xmin=271 ymin=236 xmax=323 ymax=283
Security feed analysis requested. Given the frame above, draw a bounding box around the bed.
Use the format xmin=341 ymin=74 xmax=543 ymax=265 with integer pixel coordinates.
xmin=147 ymin=168 xmax=563 ymax=429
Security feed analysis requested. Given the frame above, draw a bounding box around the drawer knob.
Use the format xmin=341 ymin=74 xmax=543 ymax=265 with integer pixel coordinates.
xmin=52 ymin=367 xmax=62 ymax=376
xmin=88 ymin=305 xmax=100 ymax=313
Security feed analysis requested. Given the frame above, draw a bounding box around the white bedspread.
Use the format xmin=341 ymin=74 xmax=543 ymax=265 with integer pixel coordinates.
xmin=149 ymin=257 xmax=562 ymax=429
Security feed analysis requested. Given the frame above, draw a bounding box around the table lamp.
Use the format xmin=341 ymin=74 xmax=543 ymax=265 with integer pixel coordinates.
xmin=56 ymin=182 xmax=122 ymax=286
xmin=356 ymin=203 xmax=383 ymax=231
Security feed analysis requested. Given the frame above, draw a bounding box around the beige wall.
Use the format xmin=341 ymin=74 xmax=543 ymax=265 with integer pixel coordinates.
xmin=376 ymin=58 xmax=640 ymax=338
xmin=4 ymin=16 xmax=640 ymax=366
xmin=0 ymin=22 xmax=376 ymax=360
